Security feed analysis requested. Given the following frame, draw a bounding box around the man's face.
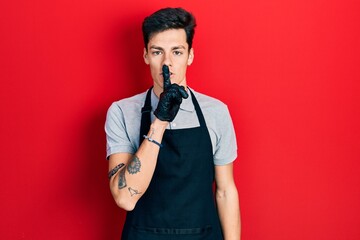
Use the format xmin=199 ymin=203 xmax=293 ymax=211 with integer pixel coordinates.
xmin=143 ymin=29 xmax=194 ymax=96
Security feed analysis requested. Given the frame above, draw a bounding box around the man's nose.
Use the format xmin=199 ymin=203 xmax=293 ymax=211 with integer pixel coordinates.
xmin=162 ymin=52 xmax=172 ymax=67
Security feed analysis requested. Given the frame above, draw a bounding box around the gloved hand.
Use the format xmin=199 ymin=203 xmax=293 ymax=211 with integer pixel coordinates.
xmin=154 ymin=65 xmax=189 ymax=122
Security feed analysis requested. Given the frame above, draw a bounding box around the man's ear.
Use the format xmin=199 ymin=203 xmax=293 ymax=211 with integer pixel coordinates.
xmin=187 ymin=48 xmax=194 ymax=66
xmin=143 ymin=48 xmax=149 ymax=65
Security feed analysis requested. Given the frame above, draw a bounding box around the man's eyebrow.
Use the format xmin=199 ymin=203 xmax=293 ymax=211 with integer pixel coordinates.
xmin=149 ymin=45 xmax=186 ymax=50
xmin=149 ymin=45 xmax=164 ymax=50
xmin=172 ymin=45 xmax=186 ymax=50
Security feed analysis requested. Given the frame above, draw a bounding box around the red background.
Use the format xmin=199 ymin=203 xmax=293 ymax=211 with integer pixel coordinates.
xmin=1 ymin=0 xmax=360 ymax=239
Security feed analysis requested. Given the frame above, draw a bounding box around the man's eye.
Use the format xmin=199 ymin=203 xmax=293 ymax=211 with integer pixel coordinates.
xmin=173 ymin=51 xmax=182 ymax=56
xmin=152 ymin=51 xmax=162 ymax=55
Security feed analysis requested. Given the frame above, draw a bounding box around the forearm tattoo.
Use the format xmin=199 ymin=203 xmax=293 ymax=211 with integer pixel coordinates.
xmin=127 ymin=155 xmax=141 ymax=174
xmin=128 ymin=187 xmax=142 ymax=197
xmin=118 ymin=167 xmax=127 ymax=189
xmin=108 ymin=163 xmax=125 ymax=179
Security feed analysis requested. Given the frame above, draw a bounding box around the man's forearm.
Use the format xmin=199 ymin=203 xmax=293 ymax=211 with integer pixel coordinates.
xmin=109 ymin=119 xmax=168 ymax=211
xmin=216 ymin=186 xmax=241 ymax=240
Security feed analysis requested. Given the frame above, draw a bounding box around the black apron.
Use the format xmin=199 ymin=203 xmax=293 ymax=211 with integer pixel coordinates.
xmin=121 ymin=88 xmax=223 ymax=240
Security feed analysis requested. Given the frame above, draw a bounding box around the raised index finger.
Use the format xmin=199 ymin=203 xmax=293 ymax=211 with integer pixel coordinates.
xmin=162 ymin=64 xmax=171 ymax=90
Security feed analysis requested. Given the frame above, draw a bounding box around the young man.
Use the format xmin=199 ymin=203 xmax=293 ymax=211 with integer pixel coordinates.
xmin=105 ymin=7 xmax=240 ymax=239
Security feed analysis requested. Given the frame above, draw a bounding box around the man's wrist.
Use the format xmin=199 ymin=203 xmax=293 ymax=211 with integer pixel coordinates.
xmin=145 ymin=120 xmax=167 ymax=148
xmin=152 ymin=118 xmax=169 ymax=128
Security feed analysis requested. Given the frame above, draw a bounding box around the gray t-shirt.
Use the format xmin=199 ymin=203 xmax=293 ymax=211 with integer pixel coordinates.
xmin=105 ymin=88 xmax=237 ymax=165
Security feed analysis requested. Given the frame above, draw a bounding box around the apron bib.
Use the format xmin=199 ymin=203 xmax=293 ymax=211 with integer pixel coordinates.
xmin=121 ymin=88 xmax=223 ymax=240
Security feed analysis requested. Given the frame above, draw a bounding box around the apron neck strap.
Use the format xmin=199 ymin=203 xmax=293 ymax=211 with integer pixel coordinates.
xmin=188 ymin=88 xmax=207 ymax=127
xmin=139 ymin=87 xmax=153 ymax=145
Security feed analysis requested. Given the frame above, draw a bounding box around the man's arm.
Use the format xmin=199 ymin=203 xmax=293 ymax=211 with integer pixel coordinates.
xmin=108 ymin=70 xmax=188 ymax=211
xmin=215 ymin=163 xmax=241 ymax=240
xmin=108 ymin=119 xmax=167 ymax=211
xmin=107 ymin=65 xmax=188 ymax=211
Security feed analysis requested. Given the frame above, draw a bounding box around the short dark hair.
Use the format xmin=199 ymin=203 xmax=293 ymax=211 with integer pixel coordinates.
xmin=142 ymin=7 xmax=197 ymax=50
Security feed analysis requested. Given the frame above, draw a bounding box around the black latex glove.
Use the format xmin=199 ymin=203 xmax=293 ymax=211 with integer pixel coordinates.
xmin=154 ymin=65 xmax=189 ymax=122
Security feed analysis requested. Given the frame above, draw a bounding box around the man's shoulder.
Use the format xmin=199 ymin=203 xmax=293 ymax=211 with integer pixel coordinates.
xmin=106 ymin=90 xmax=148 ymax=120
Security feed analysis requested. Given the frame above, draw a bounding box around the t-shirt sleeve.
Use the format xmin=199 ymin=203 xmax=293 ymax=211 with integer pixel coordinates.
xmin=213 ymin=105 xmax=238 ymax=165
xmin=104 ymin=102 xmax=135 ymax=159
